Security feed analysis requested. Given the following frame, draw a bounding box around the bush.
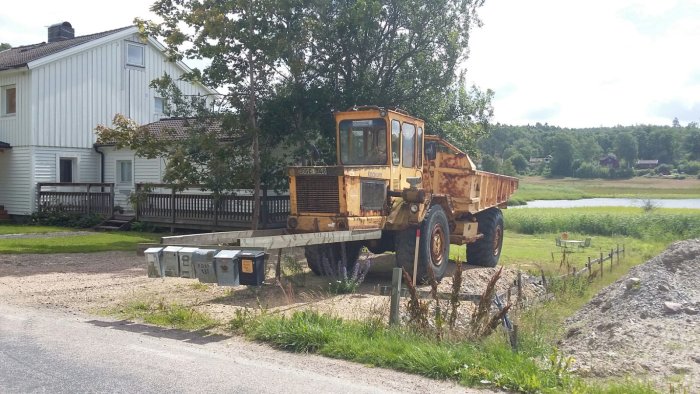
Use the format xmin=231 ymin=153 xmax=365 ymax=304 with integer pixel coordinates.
xmin=680 ymin=161 xmax=700 ymax=175
xmin=31 ymin=203 xmax=103 ymax=228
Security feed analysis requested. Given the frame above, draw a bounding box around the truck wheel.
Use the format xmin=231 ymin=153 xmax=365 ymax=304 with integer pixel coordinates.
xmin=395 ymin=205 xmax=450 ymax=283
xmin=304 ymin=242 xmax=362 ymax=276
xmin=467 ymin=208 xmax=504 ymax=267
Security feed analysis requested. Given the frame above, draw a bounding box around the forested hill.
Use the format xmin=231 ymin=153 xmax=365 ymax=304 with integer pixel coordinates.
xmin=476 ymin=122 xmax=700 ymax=179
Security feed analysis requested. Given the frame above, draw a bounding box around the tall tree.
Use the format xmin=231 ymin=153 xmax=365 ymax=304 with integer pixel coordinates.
xmin=614 ymin=132 xmax=638 ymax=168
xmin=548 ymin=134 xmax=575 ymax=177
xmin=138 ymin=0 xmax=288 ymax=229
xmin=0 ymin=43 xmax=10 ymax=51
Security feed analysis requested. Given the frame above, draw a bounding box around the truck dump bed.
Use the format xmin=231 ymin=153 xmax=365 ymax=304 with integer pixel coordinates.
xmin=423 ymin=135 xmax=518 ymax=214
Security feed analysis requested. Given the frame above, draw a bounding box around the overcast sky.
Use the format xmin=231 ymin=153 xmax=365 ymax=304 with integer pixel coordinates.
xmin=2 ymin=0 xmax=698 ymax=128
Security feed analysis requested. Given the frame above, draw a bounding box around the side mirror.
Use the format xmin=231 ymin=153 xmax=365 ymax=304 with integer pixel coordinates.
xmin=425 ymin=141 xmax=436 ymax=161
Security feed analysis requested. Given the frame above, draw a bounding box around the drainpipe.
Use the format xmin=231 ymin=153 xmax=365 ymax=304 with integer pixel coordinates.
xmin=93 ymin=144 xmax=105 ymax=190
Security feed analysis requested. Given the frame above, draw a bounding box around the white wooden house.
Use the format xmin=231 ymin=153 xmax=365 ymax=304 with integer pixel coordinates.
xmin=0 ymin=22 xmax=214 ymax=216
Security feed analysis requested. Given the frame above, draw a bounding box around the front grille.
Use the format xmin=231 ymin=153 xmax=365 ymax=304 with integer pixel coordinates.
xmin=361 ymin=180 xmax=386 ymax=211
xmin=296 ymin=176 xmax=340 ymax=213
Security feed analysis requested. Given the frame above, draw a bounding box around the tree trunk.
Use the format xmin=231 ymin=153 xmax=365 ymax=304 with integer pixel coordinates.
xmin=248 ymin=2 xmax=262 ymax=231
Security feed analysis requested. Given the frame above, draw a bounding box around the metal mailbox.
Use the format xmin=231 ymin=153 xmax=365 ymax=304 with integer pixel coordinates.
xmin=214 ymin=250 xmax=241 ymax=287
xmin=177 ymin=247 xmax=198 ymax=279
xmin=193 ymin=249 xmax=219 ymax=283
xmin=144 ymin=247 xmax=164 ymax=278
xmin=162 ymin=246 xmax=183 ymax=277
xmin=238 ymin=250 xmax=266 ymax=286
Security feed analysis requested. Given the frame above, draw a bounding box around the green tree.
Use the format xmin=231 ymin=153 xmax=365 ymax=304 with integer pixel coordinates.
xmin=138 ymin=0 xmax=294 ymax=229
xmin=548 ymin=134 xmax=575 ymax=177
xmin=685 ymin=129 xmax=700 ymax=161
xmin=614 ymin=132 xmax=638 ymax=168
xmin=0 ymin=43 xmax=10 ymax=51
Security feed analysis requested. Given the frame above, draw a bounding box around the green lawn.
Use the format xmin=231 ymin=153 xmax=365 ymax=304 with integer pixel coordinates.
xmin=0 ymin=224 xmax=69 ymax=235
xmin=0 ymin=231 xmax=160 ymax=254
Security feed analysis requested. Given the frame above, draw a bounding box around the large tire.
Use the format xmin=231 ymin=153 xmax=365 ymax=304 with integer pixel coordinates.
xmin=395 ymin=205 xmax=450 ymax=283
xmin=304 ymin=242 xmax=362 ymax=276
xmin=467 ymin=208 xmax=504 ymax=267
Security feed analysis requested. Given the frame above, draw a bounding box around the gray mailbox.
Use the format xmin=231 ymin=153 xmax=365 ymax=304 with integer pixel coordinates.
xmin=144 ymin=247 xmax=164 ymax=278
xmin=178 ymin=247 xmax=198 ymax=279
xmin=193 ymin=249 xmax=219 ymax=283
xmin=162 ymin=246 xmax=183 ymax=277
xmin=215 ymin=250 xmax=240 ymax=287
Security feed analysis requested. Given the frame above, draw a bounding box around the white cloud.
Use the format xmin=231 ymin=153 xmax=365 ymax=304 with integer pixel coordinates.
xmin=466 ymin=0 xmax=700 ymax=127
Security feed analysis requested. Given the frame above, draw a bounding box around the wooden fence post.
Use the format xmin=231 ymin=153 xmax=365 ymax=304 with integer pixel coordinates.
xmin=86 ymin=184 xmax=92 ymax=214
xmin=610 ymin=249 xmax=614 ymax=272
xmin=109 ymin=184 xmax=115 ymax=217
xmin=616 ymin=244 xmax=620 ymax=264
xmin=517 ymin=271 xmax=523 ymax=307
xmin=587 ymin=256 xmax=592 ymax=276
xmin=389 ymin=267 xmax=402 ymax=326
xmin=261 ymin=186 xmax=269 ymax=229
xmin=135 ymin=183 xmax=141 ymax=221
xmin=36 ymin=183 xmax=42 ymax=212
xmin=600 ymin=251 xmax=604 ymax=278
xmin=170 ymin=186 xmax=176 ymax=225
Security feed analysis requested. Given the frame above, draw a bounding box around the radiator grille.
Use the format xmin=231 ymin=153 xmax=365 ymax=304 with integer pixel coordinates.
xmin=296 ymin=176 xmax=340 ymax=213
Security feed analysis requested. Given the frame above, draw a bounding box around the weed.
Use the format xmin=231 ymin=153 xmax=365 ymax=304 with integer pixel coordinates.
xmin=116 ymin=299 xmax=217 ymax=331
xmin=189 ymin=282 xmax=210 ymax=291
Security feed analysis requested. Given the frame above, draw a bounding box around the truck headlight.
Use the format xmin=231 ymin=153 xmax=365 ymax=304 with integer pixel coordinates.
xmin=410 ymin=203 xmax=419 ymax=213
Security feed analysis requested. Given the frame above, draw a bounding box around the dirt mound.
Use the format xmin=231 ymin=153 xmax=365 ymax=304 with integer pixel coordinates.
xmin=560 ymin=239 xmax=700 ymax=390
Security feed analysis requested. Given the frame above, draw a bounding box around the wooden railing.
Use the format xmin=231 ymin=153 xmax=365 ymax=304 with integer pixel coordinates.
xmin=134 ymin=183 xmax=290 ymax=230
xmin=36 ymin=183 xmax=115 ymax=217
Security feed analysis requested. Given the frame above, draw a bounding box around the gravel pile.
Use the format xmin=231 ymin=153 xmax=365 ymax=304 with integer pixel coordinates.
xmin=560 ymin=239 xmax=700 ymax=390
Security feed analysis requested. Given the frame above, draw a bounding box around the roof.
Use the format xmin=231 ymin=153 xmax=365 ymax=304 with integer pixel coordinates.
xmin=0 ymin=26 xmax=133 ymax=71
xmin=144 ymin=118 xmax=225 ymax=140
xmin=0 ymin=141 xmax=12 ymax=149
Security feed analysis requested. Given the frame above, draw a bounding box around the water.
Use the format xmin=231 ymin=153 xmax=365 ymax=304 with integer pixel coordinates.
xmin=514 ymin=198 xmax=700 ymax=209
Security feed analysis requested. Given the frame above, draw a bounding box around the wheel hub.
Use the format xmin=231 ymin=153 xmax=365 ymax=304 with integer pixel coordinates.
xmin=430 ymin=223 xmax=445 ymax=266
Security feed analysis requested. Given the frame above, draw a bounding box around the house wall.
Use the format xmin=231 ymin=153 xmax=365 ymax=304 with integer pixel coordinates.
xmin=0 ymin=70 xmax=32 ymax=147
xmin=0 ymin=147 xmax=33 ymax=214
xmin=30 ymin=32 xmax=209 ymax=149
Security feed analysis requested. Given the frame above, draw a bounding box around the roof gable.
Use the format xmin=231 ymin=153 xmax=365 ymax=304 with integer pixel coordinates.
xmin=0 ymin=26 xmax=133 ymax=71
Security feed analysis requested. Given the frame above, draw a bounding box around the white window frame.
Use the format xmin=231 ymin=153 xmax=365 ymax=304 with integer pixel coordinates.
xmin=154 ymin=97 xmax=165 ymax=119
xmin=125 ymin=42 xmax=145 ymax=68
xmin=116 ymin=160 xmax=133 ymax=184
xmin=57 ymin=157 xmax=78 ymax=183
xmin=1 ymin=85 xmax=16 ymax=117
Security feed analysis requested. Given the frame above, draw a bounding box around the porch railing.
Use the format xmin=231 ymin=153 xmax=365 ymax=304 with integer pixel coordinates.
xmin=36 ymin=183 xmax=115 ymax=217
xmin=135 ymin=183 xmax=289 ymax=230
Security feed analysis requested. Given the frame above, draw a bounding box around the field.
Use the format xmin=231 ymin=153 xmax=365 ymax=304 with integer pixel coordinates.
xmin=510 ymin=175 xmax=700 ymax=203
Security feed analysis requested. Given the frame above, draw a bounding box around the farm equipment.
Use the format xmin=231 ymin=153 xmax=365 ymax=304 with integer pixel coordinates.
xmin=287 ymin=106 xmax=518 ymax=282
xmin=147 ymin=106 xmax=518 ymax=285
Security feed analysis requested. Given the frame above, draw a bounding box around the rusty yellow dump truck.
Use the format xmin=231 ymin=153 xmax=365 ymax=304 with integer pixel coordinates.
xmin=287 ymin=106 xmax=518 ymax=281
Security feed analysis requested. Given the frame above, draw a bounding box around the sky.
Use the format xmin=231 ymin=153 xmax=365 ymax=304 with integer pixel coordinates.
xmin=1 ymin=0 xmax=699 ymax=128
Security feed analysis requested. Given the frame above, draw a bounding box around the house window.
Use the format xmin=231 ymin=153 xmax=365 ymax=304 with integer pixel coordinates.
xmin=2 ymin=85 xmax=16 ymax=116
xmin=117 ymin=160 xmax=133 ymax=184
xmin=126 ymin=43 xmax=145 ymax=67
xmin=154 ymin=97 xmax=165 ymax=117
xmin=59 ymin=158 xmax=75 ymax=183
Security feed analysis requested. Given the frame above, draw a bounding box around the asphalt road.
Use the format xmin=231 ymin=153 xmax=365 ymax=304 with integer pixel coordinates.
xmin=0 ymin=304 xmax=474 ymax=394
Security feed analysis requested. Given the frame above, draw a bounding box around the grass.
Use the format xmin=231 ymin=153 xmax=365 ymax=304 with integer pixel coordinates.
xmin=511 ymin=176 xmax=700 ymax=203
xmin=0 ymin=224 xmax=69 ymax=235
xmin=113 ymin=300 xmax=218 ymax=331
xmin=0 ymin=231 xmax=160 ymax=254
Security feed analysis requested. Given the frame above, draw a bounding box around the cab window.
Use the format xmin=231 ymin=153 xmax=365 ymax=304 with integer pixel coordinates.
xmin=417 ymin=126 xmax=423 ymax=167
xmin=339 ymin=119 xmax=387 ymax=165
xmin=391 ymin=120 xmax=401 ymax=166
xmin=401 ymin=123 xmax=415 ymax=168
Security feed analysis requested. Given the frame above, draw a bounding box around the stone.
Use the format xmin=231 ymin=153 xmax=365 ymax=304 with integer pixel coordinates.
xmin=691 ymin=356 xmax=700 ymax=364
xmin=671 ymin=364 xmax=691 ymax=374
xmin=658 ymin=283 xmax=670 ymax=292
xmin=683 ymin=307 xmax=698 ymax=315
xmin=625 ymin=277 xmax=641 ymax=290
xmin=664 ymin=302 xmax=683 ymax=314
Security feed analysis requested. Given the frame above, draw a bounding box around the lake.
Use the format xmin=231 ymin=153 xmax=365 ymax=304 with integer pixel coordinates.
xmin=514 ymin=198 xmax=700 ymax=209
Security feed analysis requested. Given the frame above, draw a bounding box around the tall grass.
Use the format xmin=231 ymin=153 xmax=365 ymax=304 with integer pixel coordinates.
xmin=505 ymin=207 xmax=700 ymax=241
